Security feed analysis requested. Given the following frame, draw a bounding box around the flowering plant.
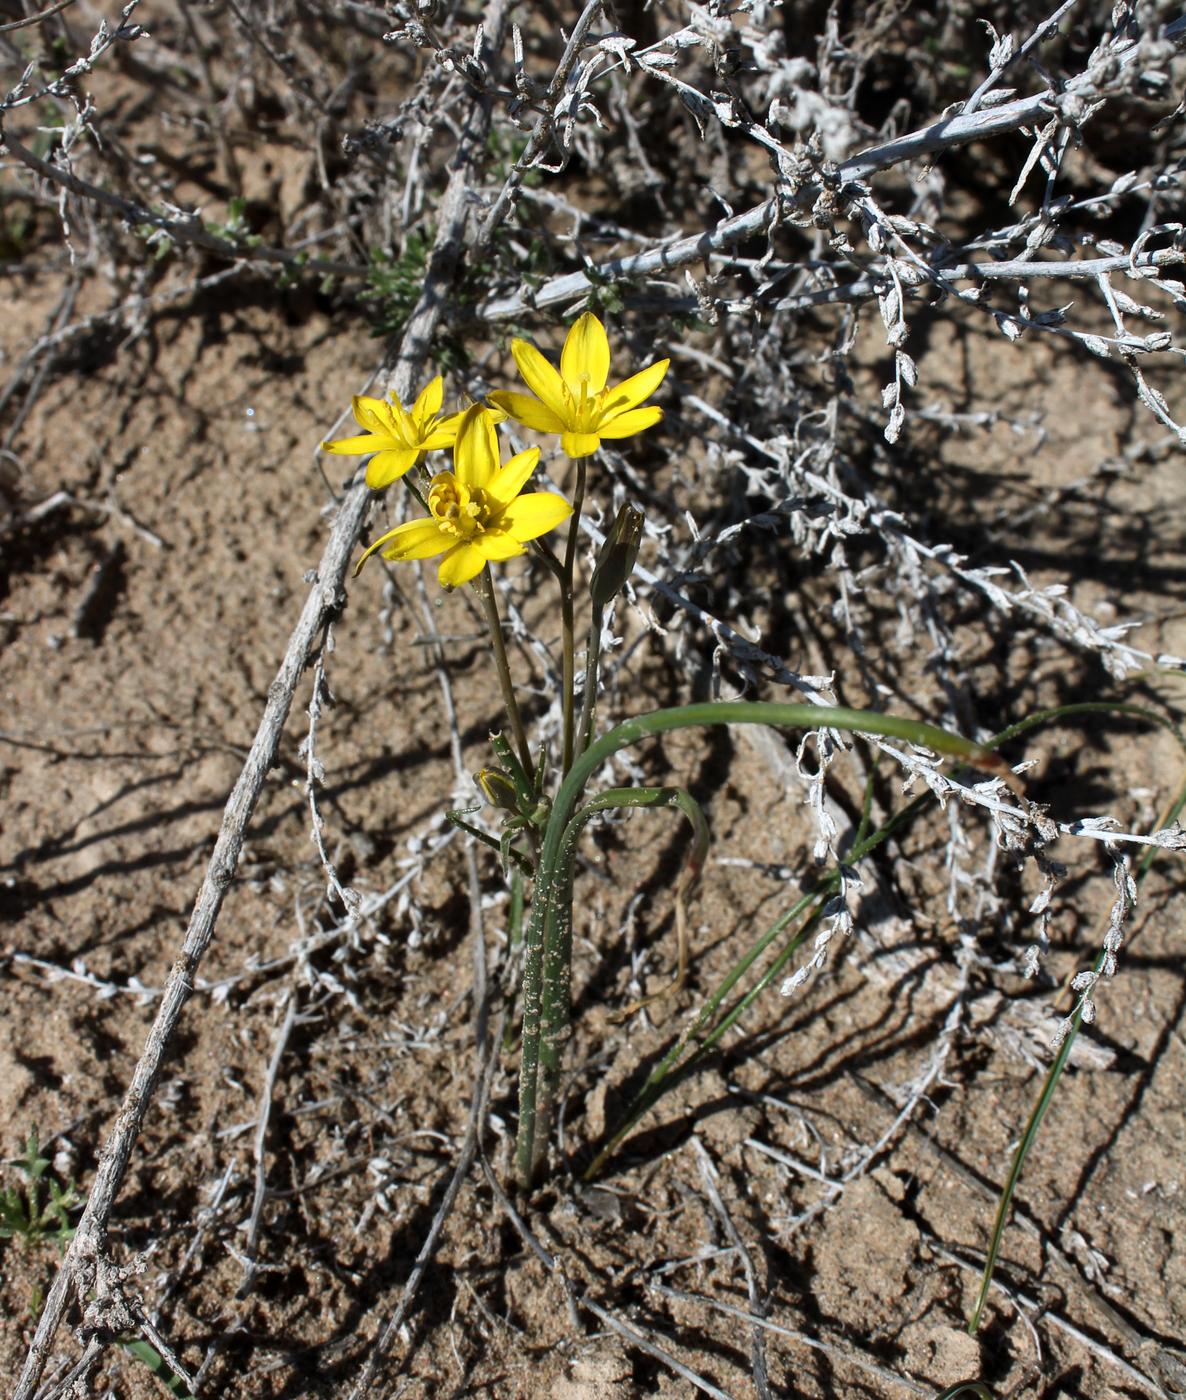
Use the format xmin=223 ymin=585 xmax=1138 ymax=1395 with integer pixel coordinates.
xmin=329 ymin=312 xmax=998 ymax=1190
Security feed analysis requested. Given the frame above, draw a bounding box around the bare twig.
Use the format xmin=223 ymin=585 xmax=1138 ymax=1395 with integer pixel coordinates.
xmin=963 ymin=0 xmax=1083 ymax=116
xmin=928 ymin=1239 xmax=1169 ymax=1397
xmin=0 ymin=126 xmax=365 ymax=279
xmin=477 ymin=0 xmax=604 ymax=246
xmin=647 ymin=1282 xmax=931 ymax=1396
xmin=346 ymin=847 xmax=500 ymax=1397
xmin=0 ymin=0 xmax=76 ymax=34
xmin=236 ymin=990 xmax=298 ymax=1299
xmin=476 ymin=76 xmax=1139 ymax=322
xmin=11 ymin=24 xmax=503 ymax=1393
xmin=691 ymin=1139 xmax=771 ymax=1400
xmin=483 ymin=1169 xmax=736 ymax=1400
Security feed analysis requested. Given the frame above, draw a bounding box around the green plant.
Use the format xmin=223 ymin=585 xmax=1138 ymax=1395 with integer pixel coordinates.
xmin=487 ymin=128 xmax=543 ymax=188
xmin=0 ymin=195 xmax=36 ymax=263
xmin=337 ymin=312 xmax=1014 ymax=1190
xmin=0 ymin=1134 xmax=83 ymax=1249
xmin=205 ymin=194 xmax=261 ymax=248
xmin=360 ymin=233 xmax=432 ymax=339
xmin=134 ymin=220 xmax=175 ymax=263
xmin=521 ymin=701 xmax=998 ymax=1187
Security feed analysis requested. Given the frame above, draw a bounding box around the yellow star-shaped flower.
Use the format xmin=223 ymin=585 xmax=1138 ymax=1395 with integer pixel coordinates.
xmin=488 ymin=311 xmax=669 ymax=458
xmin=355 ymin=405 xmax=572 ymax=589
xmin=322 ymin=376 xmax=462 ymax=490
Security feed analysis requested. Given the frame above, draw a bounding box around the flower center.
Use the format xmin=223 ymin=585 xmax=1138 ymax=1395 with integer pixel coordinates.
xmin=429 ymin=473 xmax=488 ymax=539
xmin=565 ymin=372 xmax=602 ymax=432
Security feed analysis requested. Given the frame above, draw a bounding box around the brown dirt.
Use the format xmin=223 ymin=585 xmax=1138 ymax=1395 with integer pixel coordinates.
xmin=3 ymin=19 xmax=1186 ymax=1400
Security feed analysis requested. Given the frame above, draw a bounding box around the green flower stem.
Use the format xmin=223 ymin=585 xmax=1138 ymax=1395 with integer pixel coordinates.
xmin=969 ymin=776 xmax=1186 ymax=1333
xmin=515 ymin=701 xmax=990 ymax=1189
xmin=502 ymin=868 xmax=527 ymax=1052
xmin=534 ymin=785 xmax=709 ymax=1146
xmin=403 ymin=469 xmax=428 ymax=512
xmin=559 ymin=456 xmax=589 ymax=777
xmin=575 ymin=600 xmax=605 ymax=756
xmin=474 ymin=567 xmax=534 ymax=785
xmin=968 ymin=702 xmax=1186 ymax=1333
xmin=445 ymin=810 xmax=534 ymax=876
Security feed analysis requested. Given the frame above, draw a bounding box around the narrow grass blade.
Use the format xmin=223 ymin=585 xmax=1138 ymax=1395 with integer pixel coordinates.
xmin=969 ymin=757 xmax=1186 ymax=1333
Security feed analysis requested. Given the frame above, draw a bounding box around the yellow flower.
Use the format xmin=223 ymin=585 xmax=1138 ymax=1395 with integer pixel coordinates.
xmin=322 ymin=376 xmax=462 ymax=490
xmin=488 ymin=311 xmax=669 ymax=458
xmin=355 ymin=405 xmax=572 ymax=588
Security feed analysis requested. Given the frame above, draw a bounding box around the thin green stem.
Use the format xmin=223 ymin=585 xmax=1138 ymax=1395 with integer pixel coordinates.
xmin=502 ymin=869 xmax=526 ymax=1052
xmin=444 ymin=810 xmax=533 ymax=875
xmin=530 ymin=534 xmax=566 ymax=584
xmin=474 ymin=566 xmax=534 ymax=785
xmin=969 ymin=757 xmax=1186 ymax=1334
xmin=535 ymin=786 xmax=708 ymax=1181
xmin=401 ymin=464 xmax=429 ymax=512
xmin=968 ymin=704 xmax=1186 ymax=1333
xmin=559 ymin=456 xmax=588 ymax=776
xmin=575 ymin=601 xmax=605 ymax=756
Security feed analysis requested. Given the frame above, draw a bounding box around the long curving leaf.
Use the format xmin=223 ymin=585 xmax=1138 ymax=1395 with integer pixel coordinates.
xmin=516 ymin=700 xmax=994 ymax=1188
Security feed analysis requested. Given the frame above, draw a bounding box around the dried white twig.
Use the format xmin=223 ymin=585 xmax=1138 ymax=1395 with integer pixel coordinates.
xmin=11 ymin=32 xmax=502 ymax=1394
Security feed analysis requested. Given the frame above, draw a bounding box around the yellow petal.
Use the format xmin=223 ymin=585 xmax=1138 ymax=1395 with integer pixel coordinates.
xmin=561 ymin=430 xmax=601 ymax=457
xmin=355 ymin=518 xmax=450 ymax=574
xmin=498 ymin=491 xmax=573 ymax=543
xmin=596 ymin=405 xmax=663 ymax=440
xmin=560 ymin=311 xmax=610 ymax=394
xmin=410 ymin=375 xmax=443 ymax=426
xmin=438 ymin=541 xmax=487 ymax=588
xmin=353 ymin=395 xmax=393 ymax=435
xmin=354 ymin=521 xmax=410 ymax=573
xmin=420 ymin=410 xmax=465 ymax=450
xmin=381 ymin=518 xmax=451 ymax=561
xmin=477 ymin=530 xmax=527 ymax=562
xmin=510 ymin=339 xmax=572 ymax=423
xmin=599 ymin=358 xmax=670 ymax=420
xmin=322 ymin=432 xmax=387 ymax=455
xmin=365 ymin=447 xmax=419 ymax=489
xmin=487 ymin=390 xmax=565 ymax=435
xmin=486 ymin=447 xmax=541 ymax=509
xmin=390 ymin=399 xmax=418 ymax=448
xmin=454 ymin=404 xmax=500 ymax=490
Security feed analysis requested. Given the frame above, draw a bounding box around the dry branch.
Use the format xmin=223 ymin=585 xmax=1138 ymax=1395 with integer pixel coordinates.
xmin=475 ymin=69 xmax=1147 ymax=323
xmin=11 ymin=22 xmax=504 ymax=1394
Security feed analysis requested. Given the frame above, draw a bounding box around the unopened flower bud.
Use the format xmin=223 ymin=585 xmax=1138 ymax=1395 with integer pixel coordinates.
xmin=475 ymin=767 xmax=519 ymax=813
xmin=590 ymin=503 xmax=643 ymax=608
